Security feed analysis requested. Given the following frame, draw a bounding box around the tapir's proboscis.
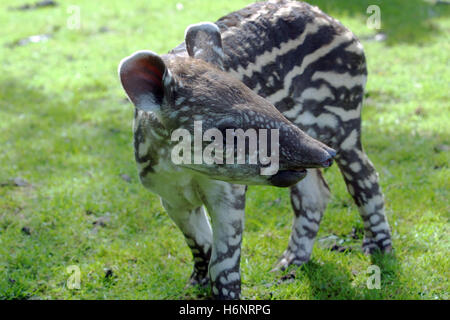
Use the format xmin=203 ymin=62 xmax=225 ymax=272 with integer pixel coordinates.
xmin=118 ymin=0 xmax=392 ymax=300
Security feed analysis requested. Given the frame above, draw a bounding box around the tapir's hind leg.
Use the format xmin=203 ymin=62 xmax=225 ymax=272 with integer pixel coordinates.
xmin=335 ymin=134 xmax=392 ymax=253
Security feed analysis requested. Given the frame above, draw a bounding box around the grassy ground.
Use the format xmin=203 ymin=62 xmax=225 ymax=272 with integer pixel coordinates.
xmin=0 ymin=0 xmax=449 ymax=300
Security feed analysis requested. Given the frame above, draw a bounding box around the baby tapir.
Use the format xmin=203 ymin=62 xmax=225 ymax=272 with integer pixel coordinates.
xmin=118 ymin=0 xmax=392 ymax=300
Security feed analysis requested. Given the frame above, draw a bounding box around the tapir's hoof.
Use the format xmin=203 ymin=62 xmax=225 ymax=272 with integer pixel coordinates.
xmin=185 ymin=270 xmax=210 ymax=289
xmin=362 ymin=237 xmax=393 ymax=255
xmin=271 ymin=250 xmax=308 ymax=272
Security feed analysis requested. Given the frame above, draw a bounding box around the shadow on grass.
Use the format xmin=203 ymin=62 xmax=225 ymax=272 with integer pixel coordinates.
xmin=311 ymin=0 xmax=450 ymax=45
xmin=299 ymin=251 xmax=405 ymax=299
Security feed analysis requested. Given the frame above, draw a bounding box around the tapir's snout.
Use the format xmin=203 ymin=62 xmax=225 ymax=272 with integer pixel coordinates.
xmin=269 ymin=125 xmax=336 ymax=188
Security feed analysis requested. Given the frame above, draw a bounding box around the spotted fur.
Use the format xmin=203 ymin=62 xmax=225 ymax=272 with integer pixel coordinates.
xmin=119 ymin=0 xmax=392 ymax=300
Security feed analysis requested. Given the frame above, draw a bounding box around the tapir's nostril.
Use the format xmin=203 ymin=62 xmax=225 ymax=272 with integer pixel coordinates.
xmin=321 ymin=148 xmax=336 ymax=168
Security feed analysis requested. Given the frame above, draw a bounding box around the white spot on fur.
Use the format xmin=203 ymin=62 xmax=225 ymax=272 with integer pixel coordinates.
xmin=297 ymin=111 xmax=338 ymax=129
xmin=345 ymin=40 xmax=364 ymax=54
xmin=213 ymin=45 xmax=224 ymax=58
xmin=359 ymin=194 xmax=384 ymax=216
xmin=138 ymin=140 xmax=150 ymax=158
xmin=209 ymin=247 xmax=240 ymax=281
xmin=284 ymin=85 xmax=334 ymax=118
xmin=306 ymin=210 xmax=321 ymax=222
xmin=357 ymin=180 xmax=365 ymax=189
xmin=370 ymin=214 xmax=380 ymax=225
xmin=348 ymin=184 xmax=355 ymax=196
xmin=324 ymin=103 xmax=362 ymax=122
xmin=175 ymin=97 xmax=186 ymax=105
xmin=349 ymin=162 xmax=362 ymax=172
xmin=341 ymin=129 xmax=358 ymax=150
xmin=312 ymin=71 xmax=367 ymax=90
xmin=292 ymin=194 xmax=300 ymax=210
xmin=296 ymin=170 xmax=330 ymax=220
xmin=371 ymin=221 xmax=388 ymax=233
xmin=343 ymin=171 xmax=353 ymax=181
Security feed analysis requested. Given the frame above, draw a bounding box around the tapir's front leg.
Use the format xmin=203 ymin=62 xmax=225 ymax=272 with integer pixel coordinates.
xmin=200 ymin=181 xmax=246 ymax=300
xmin=161 ymin=201 xmax=213 ymax=287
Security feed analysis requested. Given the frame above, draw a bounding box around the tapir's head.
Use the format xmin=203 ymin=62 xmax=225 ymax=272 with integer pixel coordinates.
xmin=119 ymin=22 xmax=335 ymax=187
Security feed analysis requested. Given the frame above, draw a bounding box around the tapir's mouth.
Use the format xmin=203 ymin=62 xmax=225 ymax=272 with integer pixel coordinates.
xmin=269 ymin=156 xmax=334 ymax=188
xmin=291 ymin=167 xmax=307 ymax=173
xmin=269 ymin=168 xmax=307 ymax=188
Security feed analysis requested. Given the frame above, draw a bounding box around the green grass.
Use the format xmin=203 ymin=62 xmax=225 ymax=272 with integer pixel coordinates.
xmin=0 ymin=0 xmax=449 ymax=300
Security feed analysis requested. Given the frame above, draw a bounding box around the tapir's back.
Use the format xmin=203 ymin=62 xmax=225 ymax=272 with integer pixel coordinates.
xmin=215 ymin=0 xmax=368 ymax=147
xmin=170 ymin=0 xmax=367 ymax=146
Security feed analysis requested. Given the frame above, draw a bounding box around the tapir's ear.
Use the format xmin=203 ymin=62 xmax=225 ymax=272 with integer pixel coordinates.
xmin=185 ymin=22 xmax=224 ymax=70
xmin=118 ymin=50 xmax=173 ymax=113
